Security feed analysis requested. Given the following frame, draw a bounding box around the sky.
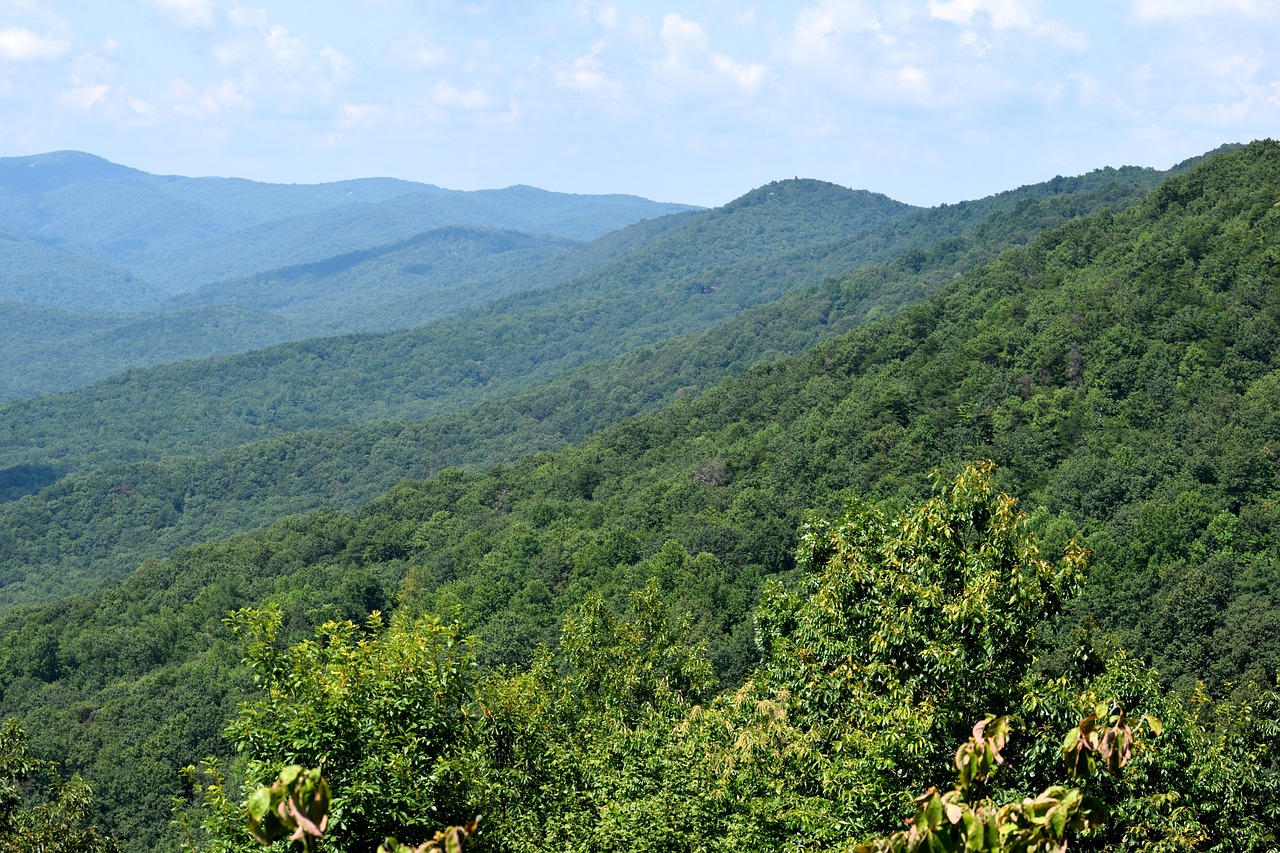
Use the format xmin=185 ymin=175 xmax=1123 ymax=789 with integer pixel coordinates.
xmin=1 ymin=1 xmax=1277 ymax=207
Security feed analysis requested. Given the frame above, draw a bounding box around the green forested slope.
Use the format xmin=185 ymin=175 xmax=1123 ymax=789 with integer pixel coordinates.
xmin=0 ymin=175 xmax=907 ymax=404
xmin=0 ymin=158 xmax=1172 ymax=403
xmin=0 ymin=226 xmax=580 ymax=400
xmin=189 ymin=468 xmax=1273 ymax=853
xmin=0 ymin=179 xmax=917 ymax=469
xmin=1 ymin=142 xmax=1277 ymax=852
xmin=0 ymin=230 xmax=158 ymax=313
xmin=0 ymin=178 xmax=1159 ymax=606
xmin=0 ymin=170 xmax=1170 ymax=474
xmin=0 ymin=303 xmax=299 ymax=401
xmin=0 ymin=214 xmax=697 ymax=400
xmin=169 ymin=226 xmax=601 ymax=335
xmin=0 ymin=152 xmax=705 ymax=402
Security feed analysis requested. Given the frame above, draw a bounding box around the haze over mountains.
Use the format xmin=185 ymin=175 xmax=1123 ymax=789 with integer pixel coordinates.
xmin=0 ymin=151 xmax=699 ymax=398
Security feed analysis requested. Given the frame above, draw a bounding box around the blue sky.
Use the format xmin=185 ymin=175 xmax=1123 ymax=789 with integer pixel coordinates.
xmin=1 ymin=1 xmax=1277 ymax=206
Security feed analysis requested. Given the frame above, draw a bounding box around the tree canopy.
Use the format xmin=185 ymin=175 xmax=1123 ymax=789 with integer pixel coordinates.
xmin=171 ymin=465 xmax=1277 ymax=853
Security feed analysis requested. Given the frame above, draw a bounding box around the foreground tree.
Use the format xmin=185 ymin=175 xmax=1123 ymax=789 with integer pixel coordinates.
xmin=203 ymin=463 xmax=1279 ymax=852
xmin=0 ymin=719 xmax=117 ymax=853
xmin=455 ymin=463 xmax=1110 ymax=850
xmin=190 ymin=610 xmax=476 ymax=853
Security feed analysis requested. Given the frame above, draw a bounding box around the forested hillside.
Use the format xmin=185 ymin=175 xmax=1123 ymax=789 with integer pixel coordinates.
xmin=0 ymin=167 xmax=1167 ymax=472
xmin=0 ymin=156 xmax=1187 ymax=402
xmin=0 ymin=177 xmax=920 ymax=465
xmin=0 ymin=229 xmax=159 ymax=312
xmin=0 ymin=225 xmax=583 ymax=400
xmin=0 ymin=175 xmax=1162 ymax=606
xmin=1 ymin=142 xmax=1278 ymax=852
xmin=162 ymin=178 xmax=915 ymax=338
xmin=0 ymin=212 xmax=702 ymax=401
xmin=166 ymin=226 xmax=582 ymax=335
xmin=0 ymin=303 xmax=298 ymax=402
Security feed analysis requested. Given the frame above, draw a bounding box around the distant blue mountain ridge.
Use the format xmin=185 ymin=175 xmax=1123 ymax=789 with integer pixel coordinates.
xmin=0 ymin=150 xmax=701 ymax=297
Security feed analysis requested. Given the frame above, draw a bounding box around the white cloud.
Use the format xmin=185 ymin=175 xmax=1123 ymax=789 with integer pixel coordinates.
xmin=338 ymin=102 xmax=389 ymax=128
xmin=211 ymin=38 xmax=245 ymax=65
xmin=928 ymin=0 xmax=1087 ymax=52
xmin=398 ymin=34 xmax=448 ymax=68
xmin=1155 ymin=75 xmax=1274 ymax=130
xmin=710 ymin=52 xmax=767 ymax=93
xmin=143 ymin=0 xmax=218 ymax=28
xmin=576 ymin=1 xmax=619 ymax=28
xmin=1197 ymin=96 xmax=1261 ymax=125
xmin=928 ymin=0 xmax=1034 ymax=29
xmin=659 ymin=12 xmax=707 ymax=58
xmin=774 ymin=0 xmax=1099 ymax=116
xmin=320 ymin=46 xmax=352 ymax=81
xmin=654 ymin=12 xmax=768 ymax=95
xmin=226 ymin=3 xmax=269 ymax=29
xmin=1194 ymin=43 xmax=1266 ymax=81
xmin=198 ymin=78 xmax=250 ymax=113
xmin=65 ymin=48 xmax=113 ymax=84
xmin=169 ymin=75 xmax=251 ymax=117
xmin=0 ymin=26 xmax=69 ymax=60
xmin=479 ymin=99 xmax=520 ymax=127
xmin=261 ymin=25 xmax=310 ymax=72
xmin=780 ymin=0 xmax=880 ymax=70
xmin=215 ymin=12 xmax=314 ymax=74
xmin=168 ymin=77 xmax=196 ymax=101
xmin=555 ymin=41 xmax=623 ymax=98
xmin=205 ymin=9 xmax=352 ymax=115
xmin=779 ymin=1 xmax=941 ymax=105
xmin=1032 ymin=79 xmax=1063 ymax=106
xmin=57 ymin=83 xmax=108 ymax=109
xmin=1117 ymin=5 xmax=1278 ymax=134
xmin=1132 ymin=0 xmax=1279 ymax=22
xmin=893 ymin=63 xmax=928 ymax=93
xmin=432 ymin=80 xmax=490 ymax=110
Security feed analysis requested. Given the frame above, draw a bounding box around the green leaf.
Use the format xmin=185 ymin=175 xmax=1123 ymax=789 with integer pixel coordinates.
xmin=247 ymin=787 xmax=272 ymax=822
xmin=1062 ymin=726 xmax=1080 ymax=753
xmin=1048 ymin=805 xmax=1067 ymax=838
xmin=925 ymin=793 xmax=944 ymax=830
xmin=963 ymin=811 xmax=984 ymax=849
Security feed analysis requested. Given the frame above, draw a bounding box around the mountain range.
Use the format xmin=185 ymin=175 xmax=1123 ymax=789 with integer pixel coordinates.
xmin=0 ymin=158 xmax=1178 ymax=607
xmin=0 ymin=150 xmax=699 ymax=398
xmin=1 ymin=141 xmax=1277 ymax=853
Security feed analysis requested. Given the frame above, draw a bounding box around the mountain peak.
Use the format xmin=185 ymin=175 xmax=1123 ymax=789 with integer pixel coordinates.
xmin=0 ymin=150 xmax=146 ymax=194
xmin=726 ymin=177 xmax=912 ymax=212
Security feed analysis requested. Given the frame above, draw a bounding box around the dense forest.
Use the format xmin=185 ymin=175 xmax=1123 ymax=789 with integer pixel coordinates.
xmin=3 ymin=142 xmax=1279 ymax=852
xmin=0 ymin=167 xmax=1173 ymax=607
xmin=0 ymin=157 xmax=1182 ymax=402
